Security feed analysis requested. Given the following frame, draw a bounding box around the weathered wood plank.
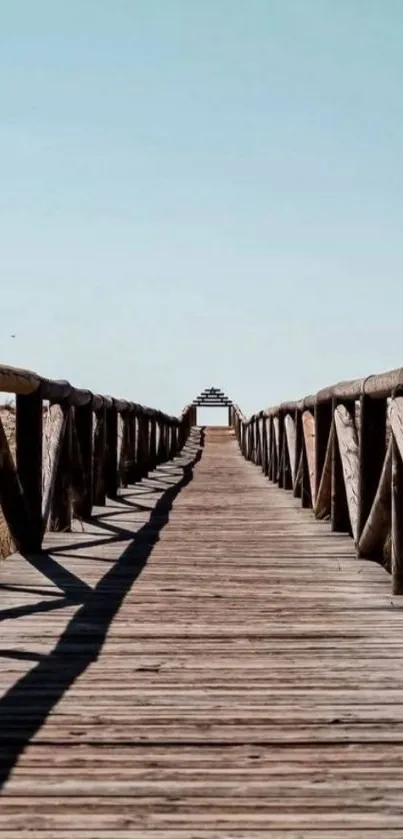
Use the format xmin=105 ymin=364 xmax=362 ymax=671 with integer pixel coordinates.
xmin=334 ymin=404 xmax=360 ymax=541
xmin=0 ymin=427 xmax=401 ymax=834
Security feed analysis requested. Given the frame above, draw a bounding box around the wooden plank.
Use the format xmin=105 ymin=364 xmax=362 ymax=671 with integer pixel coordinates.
xmin=0 ymin=427 xmax=401 ymax=834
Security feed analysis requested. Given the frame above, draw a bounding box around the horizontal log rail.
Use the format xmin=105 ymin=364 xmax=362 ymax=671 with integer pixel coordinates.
xmin=233 ymin=365 xmax=403 ymax=594
xmin=0 ymin=363 xmax=195 ymax=554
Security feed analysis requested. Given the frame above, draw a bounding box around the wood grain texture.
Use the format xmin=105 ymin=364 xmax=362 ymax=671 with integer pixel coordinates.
xmin=390 ymin=396 xmax=403 ymax=462
xmin=0 ymin=427 xmax=402 ymax=834
xmin=284 ymin=414 xmax=297 ymax=485
xmin=41 ymin=405 xmax=68 ymax=529
xmin=334 ymin=405 xmax=360 ymax=541
xmin=302 ymin=410 xmax=315 ymax=504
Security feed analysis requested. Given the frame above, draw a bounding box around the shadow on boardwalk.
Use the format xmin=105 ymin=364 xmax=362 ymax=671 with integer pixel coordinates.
xmin=0 ymin=430 xmax=204 ymax=789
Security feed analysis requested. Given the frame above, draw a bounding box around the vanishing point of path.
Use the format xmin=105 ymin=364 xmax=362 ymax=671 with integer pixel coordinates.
xmin=1 ymin=427 xmax=403 ymax=836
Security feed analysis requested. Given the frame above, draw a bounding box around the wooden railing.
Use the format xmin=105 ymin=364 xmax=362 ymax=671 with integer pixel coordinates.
xmin=0 ymin=364 xmax=195 ymax=554
xmin=233 ymin=367 xmax=403 ymax=594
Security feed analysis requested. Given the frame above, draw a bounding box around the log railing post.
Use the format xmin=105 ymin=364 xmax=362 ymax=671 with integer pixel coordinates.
xmin=247 ymin=421 xmax=253 ymax=461
xmin=358 ymin=395 xmax=387 ymax=545
xmin=282 ymin=415 xmax=293 ymax=490
xmin=93 ymin=406 xmax=107 ymax=505
xmin=73 ymin=402 xmax=93 ymax=518
xmin=278 ymin=413 xmax=285 ymax=488
xmin=105 ymin=407 xmax=118 ymax=499
xmin=49 ymin=405 xmax=73 ymax=532
xmin=16 ymin=390 xmax=43 ymax=550
xmin=119 ymin=411 xmax=131 ymax=487
xmin=301 ymin=428 xmax=312 ymax=509
xmin=261 ymin=416 xmax=268 ymax=475
xmin=137 ymin=413 xmax=150 ymax=477
xmin=246 ymin=421 xmax=250 ymax=460
xmin=125 ymin=413 xmax=137 ymax=484
xmin=315 ymin=401 xmax=332 ymax=502
xmin=148 ymin=415 xmax=157 ymax=469
xmin=170 ymin=423 xmax=178 ymax=458
xmin=392 ymin=435 xmax=403 ymax=594
xmin=244 ymin=423 xmax=249 ymax=459
xmin=255 ymin=417 xmax=262 ymax=467
xmin=331 ymin=399 xmax=353 ymax=534
xmin=293 ymin=409 xmax=303 ymax=498
xmin=270 ymin=417 xmax=278 ymax=482
xmin=156 ymin=416 xmax=165 ymax=464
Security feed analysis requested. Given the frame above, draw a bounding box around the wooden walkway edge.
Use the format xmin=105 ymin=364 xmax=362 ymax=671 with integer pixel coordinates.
xmin=1 ymin=427 xmax=403 ymax=835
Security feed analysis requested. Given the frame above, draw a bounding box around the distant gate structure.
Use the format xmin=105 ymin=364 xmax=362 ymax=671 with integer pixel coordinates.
xmin=192 ymin=387 xmax=234 ymax=426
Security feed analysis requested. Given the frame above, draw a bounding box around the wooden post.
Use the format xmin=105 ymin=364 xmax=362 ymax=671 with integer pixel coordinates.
xmin=282 ymin=420 xmax=293 ymax=490
xmin=239 ymin=421 xmax=244 ymax=456
xmin=156 ymin=418 xmax=164 ymax=464
xmin=261 ymin=417 xmax=268 ymax=475
xmin=392 ymin=436 xmax=403 ymax=594
xmin=105 ymin=408 xmax=118 ymax=499
xmin=148 ymin=415 xmax=157 ymax=469
xmin=135 ymin=413 xmax=149 ymax=479
xmin=278 ymin=413 xmax=285 ymax=488
xmin=167 ymin=424 xmax=174 ymax=459
xmin=124 ymin=413 xmax=136 ymax=484
xmin=293 ymin=409 xmax=303 ymax=498
xmin=172 ymin=423 xmax=179 ymax=457
xmin=270 ymin=418 xmax=278 ymax=482
xmin=315 ymin=401 xmax=332 ymax=501
xmin=0 ymin=412 xmax=33 ymax=551
xmin=50 ymin=407 xmax=73 ymax=532
xmin=118 ymin=412 xmax=130 ymax=487
xmin=331 ymin=399 xmax=352 ymax=534
xmin=301 ymin=428 xmax=312 ymax=509
xmin=358 ymin=396 xmax=387 ymax=543
xmin=73 ymin=403 xmax=93 ymax=518
xmin=16 ymin=390 xmax=43 ymax=550
xmin=255 ymin=418 xmax=261 ymax=466
xmin=93 ymin=407 xmax=107 ymax=505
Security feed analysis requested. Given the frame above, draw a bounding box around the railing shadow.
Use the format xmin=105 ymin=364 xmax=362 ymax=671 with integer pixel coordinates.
xmin=0 ymin=429 xmax=204 ymax=790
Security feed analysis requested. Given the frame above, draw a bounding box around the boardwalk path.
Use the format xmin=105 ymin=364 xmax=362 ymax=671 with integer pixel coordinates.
xmin=1 ymin=427 xmax=403 ymax=835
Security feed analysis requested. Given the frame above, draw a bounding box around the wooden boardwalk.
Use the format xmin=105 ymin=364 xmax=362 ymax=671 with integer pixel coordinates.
xmin=1 ymin=426 xmax=403 ymax=836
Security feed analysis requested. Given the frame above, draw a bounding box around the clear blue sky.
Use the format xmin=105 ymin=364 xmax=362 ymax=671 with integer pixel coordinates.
xmin=1 ymin=1 xmax=402 ymax=418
